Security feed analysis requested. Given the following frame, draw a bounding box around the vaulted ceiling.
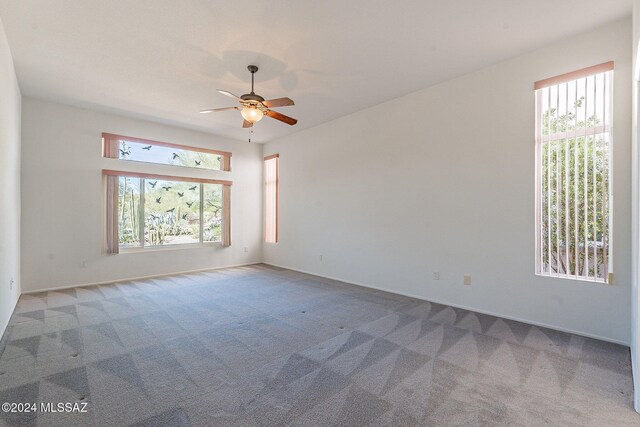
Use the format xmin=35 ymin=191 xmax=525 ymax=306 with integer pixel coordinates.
xmin=0 ymin=0 xmax=632 ymax=142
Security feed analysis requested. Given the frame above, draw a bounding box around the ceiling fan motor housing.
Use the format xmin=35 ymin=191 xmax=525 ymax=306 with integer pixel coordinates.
xmin=241 ymin=93 xmax=265 ymax=102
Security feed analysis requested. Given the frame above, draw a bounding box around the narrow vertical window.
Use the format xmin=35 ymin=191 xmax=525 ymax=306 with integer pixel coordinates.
xmin=264 ymin=154 xmax=279 ymax=243
xmin=534 ymin=62 xmax=613 ymax=282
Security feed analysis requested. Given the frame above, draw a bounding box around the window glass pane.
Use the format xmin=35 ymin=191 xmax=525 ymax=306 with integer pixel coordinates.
xmin=536 ymin=70 xmax=611 ymax=282
xmin=117 ymin=139 xmax=221 ymax=170
xmin=203 ymin=183 xmax=223 ymax=242
xmin=144 ymin=179 xmax=200 ymax=246
xmin=118 ymin=177 xmax=142 ymax=247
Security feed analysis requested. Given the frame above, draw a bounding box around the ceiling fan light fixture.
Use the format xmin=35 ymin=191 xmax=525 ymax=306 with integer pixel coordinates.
xmin=203 ymin=65 xmax=296 ymax=131
xmin=241 ymin=106 xmax=264 ymax=123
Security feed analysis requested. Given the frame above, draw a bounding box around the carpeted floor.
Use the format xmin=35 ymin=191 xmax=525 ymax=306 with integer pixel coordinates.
xmin=0 ymin=264 xmax=637 ymax=426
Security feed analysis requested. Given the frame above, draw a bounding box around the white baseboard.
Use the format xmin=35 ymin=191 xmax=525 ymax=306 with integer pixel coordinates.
xmin=264 ymin=262 xmax=629 ymax=347
xmin=21 ymin=262 xmax=262 ymax=294
xmin=19 ymin=259 xmax=629 ymax=347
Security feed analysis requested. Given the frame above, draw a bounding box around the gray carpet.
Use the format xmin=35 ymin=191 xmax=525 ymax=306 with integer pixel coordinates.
xmin=0 ymin=264 xmax=637 ymax=426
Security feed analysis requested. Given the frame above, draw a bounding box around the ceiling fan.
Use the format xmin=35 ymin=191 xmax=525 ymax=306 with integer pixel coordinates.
xmin=200 ymin=65 xmax=297 ymax=129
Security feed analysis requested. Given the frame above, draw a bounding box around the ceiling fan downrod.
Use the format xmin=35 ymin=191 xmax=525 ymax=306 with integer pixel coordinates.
xmin=248 ymin=65 xmax=258 ymax=94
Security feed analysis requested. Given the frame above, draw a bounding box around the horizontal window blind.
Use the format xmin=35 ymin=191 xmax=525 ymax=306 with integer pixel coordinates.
xmin=534 ymin=63 xmax=613 ymax=282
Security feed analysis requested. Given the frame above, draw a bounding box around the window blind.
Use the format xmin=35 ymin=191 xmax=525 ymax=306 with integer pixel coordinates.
xmin=534 ymin=62 xmax=613 ymax=282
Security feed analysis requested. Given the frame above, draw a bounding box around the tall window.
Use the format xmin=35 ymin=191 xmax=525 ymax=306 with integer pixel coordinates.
xmin=264 ymin=154 xmax=279 ymax=243
xmin=103 ymin=133 xmax=232 ymax=254
xmin=535 ymin=62 xmax=613 ymax=282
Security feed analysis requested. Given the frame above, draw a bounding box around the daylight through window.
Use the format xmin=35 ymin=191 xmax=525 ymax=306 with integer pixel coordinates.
xmin=534 ymin=62 xmax=613 ymax=282
xmin=117 ymin=176 xmax=223 ymax=248
xmin=102 ymin=134 xmax=232 ymax=253
xmin=103 ymin=133 xmax=232 ymax=171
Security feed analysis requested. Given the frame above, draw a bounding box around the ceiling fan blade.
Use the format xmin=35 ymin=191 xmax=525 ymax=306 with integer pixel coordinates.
xmin=266 ymin=110 xmax=298 ymax=125
xmin=217 ymin=90 xmax=243 ymax=101
xmin=243 ymin=120 xmax=254 ymax=128
xmin=199 ymin=106 xmax=239 ymax=114
xmin=262 ymin=97 xmax=295 ymax=108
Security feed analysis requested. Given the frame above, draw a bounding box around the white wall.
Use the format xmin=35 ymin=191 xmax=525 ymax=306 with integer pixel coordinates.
xmin=631 ymin=0 xmax=640 ymax=412
xmin=21 ymin=98 xmax=262 ymax=292
xmin=263 ymin=19 xmax=633 ymax=344
xmin=0 ymin=17 xmax=21 ymax=339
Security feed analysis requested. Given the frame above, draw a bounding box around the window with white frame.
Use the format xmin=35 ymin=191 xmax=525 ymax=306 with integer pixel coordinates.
xmin=102 ymin=133 xmax=232 ymax=254
xmin=534 ymin=62 xmax=613 ymax=282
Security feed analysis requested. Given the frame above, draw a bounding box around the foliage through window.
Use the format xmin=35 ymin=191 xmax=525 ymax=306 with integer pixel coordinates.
xmin=118 ymin=176 xmax=222 ymax=248
xmin=103 ymin=133 xmax=232 ymax=254
xmin=535 ymin=63 xmax=612 ymax=282
xmin=118 ymin=140 xmax=222 ymax=170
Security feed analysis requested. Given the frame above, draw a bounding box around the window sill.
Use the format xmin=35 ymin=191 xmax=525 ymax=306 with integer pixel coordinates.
xmin=535 ymin=272 xmax=609 ymax=285
xmin=119 ymin=242 xmax=222 ymax=253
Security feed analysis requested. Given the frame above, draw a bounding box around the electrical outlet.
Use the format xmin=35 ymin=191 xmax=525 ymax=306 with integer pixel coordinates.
xmin=464 ymin=275 xmax=471 ymax=286
xmin=319 ymin=255 xmax=323 ymax=262
xmin=9 ymin=278 xmax=14 ymax=290
xmin=433 ymin=271 xmax=440 ymax=280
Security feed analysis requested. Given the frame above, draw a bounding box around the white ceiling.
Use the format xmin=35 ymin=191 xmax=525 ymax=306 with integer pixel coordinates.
xmin=0 ymin=0 xmax=632 ymax=143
